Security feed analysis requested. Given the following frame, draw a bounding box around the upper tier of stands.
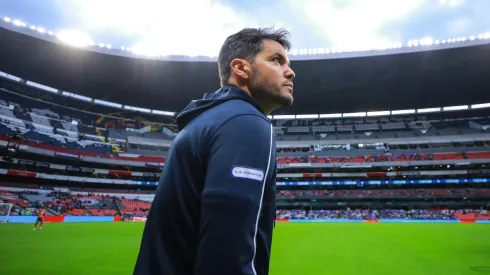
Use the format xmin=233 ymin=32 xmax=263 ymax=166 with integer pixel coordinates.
xmin=278 ymin=152 xmax=490 ymax=164
xmin=2 ymin=75 xmax=490 ymax=147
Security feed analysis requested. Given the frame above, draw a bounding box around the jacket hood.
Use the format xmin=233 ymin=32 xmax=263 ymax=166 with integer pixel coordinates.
xmin=176 ymin=85 xmax=263 ymax=130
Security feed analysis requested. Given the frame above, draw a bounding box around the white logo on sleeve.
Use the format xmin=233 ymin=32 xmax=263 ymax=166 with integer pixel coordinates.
xmin=232 ymin=166 xmax=265 ymax=182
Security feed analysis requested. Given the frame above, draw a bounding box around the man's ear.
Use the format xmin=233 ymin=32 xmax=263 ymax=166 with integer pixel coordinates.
xmin=230 ymin=58 xmax=251 ymax=80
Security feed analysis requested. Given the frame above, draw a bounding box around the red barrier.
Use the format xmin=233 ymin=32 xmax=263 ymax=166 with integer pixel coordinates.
xmin=7 ymin=170 xmax=37 ymax=178
xmin=44 ymin=216 xmax=65 ymax=223
xmin=364 ymin=219 xmax=380 ymax=223
xmin=459 ymin=219 xmax=476 ymax=224
xmin=109 ymin=171 xmax=132 ymax=177
xmin=114 ymin=216 xmax=122 ymax=222
xmin=303 ymin=173 xmax=322 ymax=178
xmin=275 ymin=219 xmax=290 ymax=223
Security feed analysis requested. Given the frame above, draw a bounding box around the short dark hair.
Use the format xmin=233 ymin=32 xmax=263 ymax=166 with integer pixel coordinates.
xmin=218 ymin=28 xmax=292 ymax=87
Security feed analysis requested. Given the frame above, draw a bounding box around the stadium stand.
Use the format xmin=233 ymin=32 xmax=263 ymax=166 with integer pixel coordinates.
xmin=1 ymin=186 xmax=488 ymax=221
xmin=1 ymin=69 xmax=490 ymax=223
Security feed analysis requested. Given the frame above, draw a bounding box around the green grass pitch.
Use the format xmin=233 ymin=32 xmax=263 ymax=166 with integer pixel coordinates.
xmin=0 ymin=222 xmax=489 ymax=275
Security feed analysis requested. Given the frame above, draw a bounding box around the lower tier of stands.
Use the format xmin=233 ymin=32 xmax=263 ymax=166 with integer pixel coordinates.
xmin=1 ymin=187 xmax=488 ymax=221
xmin=0 ymin=189 xmax=151 ymax=219
xmin=276 ymin=209 xmax=489 ymax=220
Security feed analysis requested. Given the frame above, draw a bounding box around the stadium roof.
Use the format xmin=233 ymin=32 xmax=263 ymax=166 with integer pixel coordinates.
xmin=1 ymin=25 xmax=490 ymax=115
xmin=3 ymin=0 xmax=490 ymax=57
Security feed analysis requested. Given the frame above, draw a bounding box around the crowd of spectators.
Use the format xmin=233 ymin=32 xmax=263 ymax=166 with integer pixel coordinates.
xmin=277 ymin=152 xmax=476 ymax=164
xmin=277 ymin=188 xmax=490 ymax=198
xmin=2 ymin=188 xmax=488 ymax=221
xmin=1 ymin=190 xmax=152 ymax=219
xmin=276 ymin=209 xmax=488 ymax=220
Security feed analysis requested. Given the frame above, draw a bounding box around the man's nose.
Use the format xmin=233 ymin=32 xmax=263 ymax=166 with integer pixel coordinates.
xmin=285 ymin=67 xmax=295 ymax=79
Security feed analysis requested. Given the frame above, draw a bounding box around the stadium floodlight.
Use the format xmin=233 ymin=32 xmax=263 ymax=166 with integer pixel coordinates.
xmin=48 ymin=31 xmax=53 ymax=35
xmin=94 ymin=99 xmax=122 ymax=108
xmin=124 ymin=105 xmax=151 ymax=113
xmin=343 ymin=112 xmax=366 ymax=117
xmin=99 ymin=43 xmax=105 ymax=48
xmin=470 ymin=35 xmax=476 ymax=40
xmin=0 ymin=71 xmax=21 ymax=82
xmin=0 ymin=203 xmax=13 ymax=223
xmin=296 ymin=114 xmax=319 ymax=119
xmin=367 ymin=111 xmax=390 ymax=117
xmin=26 ymin=81 xmax=58 ymax=93
xmin=420 ymin=37 xmax=433 ymax=46
xmin=56 ymin=30 xmax=94 ymax=48
xmin=106 ymin=44 xmax=112 ymax=49
xmin=151 ymin=110 xmax=175 ymax=116
xmin=61 ymin=91 xmax=92 ymax=102
xmin=273 ymin=115 xmax=295 ymax=120
xmin=13 ymin=20 xmax=22 ymax=26
xmin=471 ymin=103 xmax=490 ymax=109
xmin=442 ymin=40 xmax=446 ymax=43
xmin=417 ymin=107 xmax=441 ymax=113
xmin=121 ymin=46 xmax=125 ymax=51
xmin=443 ymin=105 xmax=468 ymax=111
xmin=319 ymin=113 xmax=342 ymax=118
xmin=391 ymin=109 xmax=416 ymax=115
xmin=30 ymin=25 xmax=36 ymax=30
xmin=37 ymin=27 xmax=45 ymax=33
xmin=3 ymin=17 xmax=11 ymax=22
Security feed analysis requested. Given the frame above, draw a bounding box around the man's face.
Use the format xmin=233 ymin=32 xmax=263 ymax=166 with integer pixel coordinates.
xmin=248 ymin=39 xmax=295 ymax=113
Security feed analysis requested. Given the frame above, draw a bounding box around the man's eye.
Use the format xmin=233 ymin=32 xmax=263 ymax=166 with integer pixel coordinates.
xmin=273 ymin=58 xmax=281 ymax=63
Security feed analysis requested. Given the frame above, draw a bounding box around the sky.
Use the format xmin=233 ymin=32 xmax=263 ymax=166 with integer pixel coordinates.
xmin=2 ymin=0 xmax=490 ymax=56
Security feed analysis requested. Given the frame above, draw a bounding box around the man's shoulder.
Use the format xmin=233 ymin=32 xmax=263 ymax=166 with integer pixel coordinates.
xmin=211 ymin=99 xmax=265 ymax=117
xmin=175 ymin=100 xmax=269 ymax=143
xmin=195 ymin=99 xmax=269 ymax=129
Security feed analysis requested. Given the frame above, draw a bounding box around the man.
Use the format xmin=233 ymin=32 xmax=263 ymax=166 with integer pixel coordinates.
xmin=33 ymin=207 xmax=45 ymax=230
xmin=133 ymin=27 xmax=295 ymax=275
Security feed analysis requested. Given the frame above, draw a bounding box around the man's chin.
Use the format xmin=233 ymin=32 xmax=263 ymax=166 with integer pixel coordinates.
xmin=279 ymin=94 xmax=294 ymax=107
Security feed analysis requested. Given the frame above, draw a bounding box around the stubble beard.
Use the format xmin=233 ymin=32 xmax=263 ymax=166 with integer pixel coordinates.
xmin=249 ymin=68 xmax=293 ymax=111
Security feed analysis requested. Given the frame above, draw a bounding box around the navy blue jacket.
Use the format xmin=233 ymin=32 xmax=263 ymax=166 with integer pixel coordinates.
xmin=133 ymin=86 xmax=277 ymax=275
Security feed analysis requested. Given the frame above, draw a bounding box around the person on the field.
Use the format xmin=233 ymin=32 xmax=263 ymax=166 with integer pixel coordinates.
xmin=133 ymin=27 xmax=295 ymax=275
xmin=33 ymin=207 xmax=45 ymax=230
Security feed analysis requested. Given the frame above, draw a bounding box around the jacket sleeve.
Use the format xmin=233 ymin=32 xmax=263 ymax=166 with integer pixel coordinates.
xmin=194 ymin=114 xmax=274 ymax=275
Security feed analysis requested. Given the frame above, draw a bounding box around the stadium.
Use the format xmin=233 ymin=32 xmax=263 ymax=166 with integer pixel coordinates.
xmin=1 ymin=1 xmax=490 ymax=274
